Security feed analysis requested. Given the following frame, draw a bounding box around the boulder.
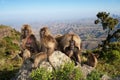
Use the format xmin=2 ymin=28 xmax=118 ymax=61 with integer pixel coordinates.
xmin=49 ymin=51 xmax=72 ymax=70
xmin=13 ymin=51 xmax=72 ymax=80
xmin=101 ymin=75 xmax=111 ymax=80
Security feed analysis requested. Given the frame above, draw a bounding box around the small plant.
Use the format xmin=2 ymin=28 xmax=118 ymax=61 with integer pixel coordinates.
xmin=31 ymin=68 xmax=52 ymax=80
xmin=86 ymin=70 xmax=103 ymax=80
xmin=53 ymin=62 xmax=83 ymax=80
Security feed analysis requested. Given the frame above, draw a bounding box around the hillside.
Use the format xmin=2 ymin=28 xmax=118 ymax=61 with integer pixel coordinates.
xmin=0 ymin=25 xmax=22 ymax=80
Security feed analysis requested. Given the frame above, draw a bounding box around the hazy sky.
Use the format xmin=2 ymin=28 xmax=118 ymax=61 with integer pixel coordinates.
xmin=0 ymin=0 xmax=120 ymax=24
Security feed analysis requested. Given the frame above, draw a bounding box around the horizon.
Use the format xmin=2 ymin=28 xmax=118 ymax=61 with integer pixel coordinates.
xmin=0 ymin=0 xmax=120 ymax=26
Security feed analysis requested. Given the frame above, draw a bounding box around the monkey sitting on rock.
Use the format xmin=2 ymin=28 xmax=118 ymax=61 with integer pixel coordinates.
xmin=20 ymin=24 xmax=40 ymax=56
xmin=56 ymin=33 xmax=82 ymax=65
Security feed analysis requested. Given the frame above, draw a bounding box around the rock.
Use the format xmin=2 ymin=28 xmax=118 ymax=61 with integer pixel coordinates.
xmin=81 ymin=64 xmax=95 ymax=79
xmin=12 ymin=59 xmax=33 ymax=80
xmin=39 ymin=61 xmax=53 ymax=72
xmin=49 ymin=51 xmax=72 ymax=70
xmin=14 ymin=51 xmax=109 ymax=80
xmin=12 ymin=51 xmax=72 ymax=80
xmin=112 ymin=76 xmax=120 ymax=80
xmin=101 ymin=75 xmax=111 ymax=80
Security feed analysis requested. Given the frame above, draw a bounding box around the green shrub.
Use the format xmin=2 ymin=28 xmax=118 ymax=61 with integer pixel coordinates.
xmin=86 ymin=70 xmax=103 ymax=80
xmin=31 ymin=68 xmax=52 ymax=80
xmin=98 ymin=42 xmax=120 ymax=63
xmin=30 ymin=62 xmax=83 ymax=80
xmin=96 ymin=60 xmax=120 ymax=77
xmin=100 ymin=49 xmax=120 ymax=63
xmin=53 ymin=62 xmax=83 ymax=80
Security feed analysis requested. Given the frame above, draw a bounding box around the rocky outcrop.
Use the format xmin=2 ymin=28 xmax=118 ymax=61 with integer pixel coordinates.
xmin=12 ymin=51 xmax=72 ymax=80
xmin=13 ymin=51 xmax=112 ymax=80
xmin=49 ymin=51 xmax=71 ymax=70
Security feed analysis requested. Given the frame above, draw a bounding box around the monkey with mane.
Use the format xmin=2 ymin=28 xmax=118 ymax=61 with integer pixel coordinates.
xmin=20 ymin=24 xmax=40 ymax=57
xmin=56 ymin=33 xmax=82 ymax=65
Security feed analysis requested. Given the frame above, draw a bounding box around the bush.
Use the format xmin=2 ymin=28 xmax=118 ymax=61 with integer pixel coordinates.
xmin=31 ymin=68 xmax=52 ymax=80
xmin=53 ymin=62 xmax=83 ymax=80
xmin=99 ymin=42 xmax=120 ymax=62
xmin=96 ymin=60 xmax=120 ymax=77
xmin=30 ymin=62 xmax=83 ymax=80
xmin=86 ymin=70 xmax=103 ymax=80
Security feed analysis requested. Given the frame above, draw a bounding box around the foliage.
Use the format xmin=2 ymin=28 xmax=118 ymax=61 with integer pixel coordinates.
xmin=95 ymin=42 xmax=120 ymax=77
xmin=0 ymin=25 xmax=22 ymax=80
xmin=96 ymin=60 xmax=120 ymax=77
xmin=95 ymin=12 xmax=119 ymax=46
xmin=0 ymin=27 xmax=20 ymax=55
xmin=31 ymin=68 xmax=52 ymax=80
xmin=30 ymin=62 xmax=83 ymax=80
xmin=86 ymin=70 xmax=103 ymax=80
xmin=95 ymin=12 xmax=118 ymax=31
xmin=53 ymin=62 xmax=83 ymax=80
xmin=0 ymin=57 xmax=22 ymax=80
xmin=0 ymin=36 xmax=20 ymax=53
xmin=99 ymin=42 xmax=120 ymax=62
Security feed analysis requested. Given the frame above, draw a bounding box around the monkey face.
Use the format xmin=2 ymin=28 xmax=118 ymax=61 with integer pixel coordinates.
xmin=23 ymin=29 xmax=29 ymax=38
xmin=69 ymin=40 xmax=75 ymax=50
xmin=40 ymin=29 xmax=45 ymax=38
xmin=21 ymin=24 xmax=32 ymax=39
xmin=40 ymin=27 xmax=50 ymax=38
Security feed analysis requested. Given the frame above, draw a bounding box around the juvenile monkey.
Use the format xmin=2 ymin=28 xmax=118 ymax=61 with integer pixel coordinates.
xmin=87 ymin=53 xmax=98 ymax=67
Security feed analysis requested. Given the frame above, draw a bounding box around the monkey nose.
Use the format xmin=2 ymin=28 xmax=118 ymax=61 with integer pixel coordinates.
xmin=70 ymin=46 xmax=74 ymax=50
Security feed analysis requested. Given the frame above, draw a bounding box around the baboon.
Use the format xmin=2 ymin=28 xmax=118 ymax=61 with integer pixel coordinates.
xmin=30 ymin=52 xmax=47 ymax=68
xmin=20 ymin=24 xmax=32 ymax=40
xmin=39 ymin=27 xmax=57 ymax=57
xmin=58 ymin=33 xmax=82 ymax=65
xmin=55 ymin=34 xmax=63 ymax=50
xmin=22 ymin=49 xmax=31 ymax=61
xmin=87 ymin=53 xmax=98 ymax=67
xmin=20 ymin=24 xmax=40 ymax=54
xmin=39 ymin=27 xmax=57 ymax=70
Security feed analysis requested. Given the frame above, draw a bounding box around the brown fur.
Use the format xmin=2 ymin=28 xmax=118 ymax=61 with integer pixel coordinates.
xmin=31 ymin=52 xmax=47 ymax=68
xmin=39 ymin=27 xmax=57 ymax=56
xmin=21 ymin=24 xmax=32 ymax=39
xmin=55 ymin=34 xmax=63 ymax=50
xmin=22 ymin=49 xmax=31 ymax=61
xmin=20 ymin=24 xmax=33 ymax=50
xmin=58 ymin=33 xmax=82 ymax=64
xmin=87 ymin=53 xmax=98 ymax=67
xmin=20 ymin=24 xmax=40 ymax=54
xmin=39 ymin=27 xmax=57 ymax=70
